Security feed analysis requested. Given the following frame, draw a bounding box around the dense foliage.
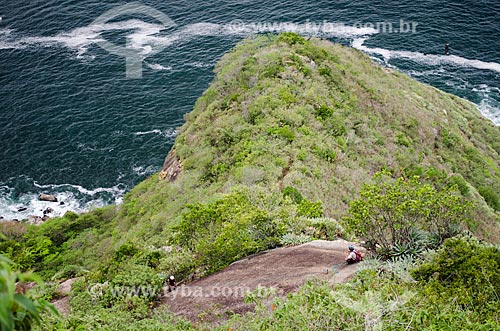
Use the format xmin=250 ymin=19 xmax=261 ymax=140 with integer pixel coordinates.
xmin=344 ymin=172 xmax=472 ymax=258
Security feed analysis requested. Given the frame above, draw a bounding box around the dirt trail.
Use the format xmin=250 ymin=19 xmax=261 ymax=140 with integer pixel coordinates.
xmin=162 ymin=240 xmax=364 ymax=322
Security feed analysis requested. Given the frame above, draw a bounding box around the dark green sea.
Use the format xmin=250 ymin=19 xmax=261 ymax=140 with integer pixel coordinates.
xmin=1 ymin=0 xmax=499 ymax=219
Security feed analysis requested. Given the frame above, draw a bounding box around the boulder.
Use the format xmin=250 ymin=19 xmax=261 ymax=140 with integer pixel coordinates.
xmin=58 ymin=278 xmax=77 ymax=296
xmin=15 ymin=282 xmax=36 ymax=294
xmin=158 ymin=149 xmax=182 ymax=182
xmin=43 ymin=207 xmax=54 ymax=215
xmin=27 ymin=215 xmax=44 ymax=225
xmin=39 ymin=194 xmax=58 ymax=202
xmin=17 ymin=207 xmax=28 ymax=212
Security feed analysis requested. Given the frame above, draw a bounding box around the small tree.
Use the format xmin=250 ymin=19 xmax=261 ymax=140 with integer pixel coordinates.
xmin=343 ymin=172 xmax=471 ymax=256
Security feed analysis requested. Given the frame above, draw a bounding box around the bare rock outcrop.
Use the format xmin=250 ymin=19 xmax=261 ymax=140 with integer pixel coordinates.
xmin=158 ymin=149 xmax=182 ymax=182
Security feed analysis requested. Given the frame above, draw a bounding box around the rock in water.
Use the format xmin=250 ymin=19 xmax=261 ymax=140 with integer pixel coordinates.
xmin=39 ymin=193 xmax=58 ymax=202
xmin=43 ymin=207 xmax=54 ymax=215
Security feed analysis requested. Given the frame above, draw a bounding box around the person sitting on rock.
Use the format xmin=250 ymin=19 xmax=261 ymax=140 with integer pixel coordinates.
xmin=345 ymin=244 xmax=362 ymax=264
xmin=168 ymin=275 xmax=177 ymax=292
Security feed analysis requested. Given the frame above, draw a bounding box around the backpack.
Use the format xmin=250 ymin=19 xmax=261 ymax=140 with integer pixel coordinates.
xmin=354 ymin=250 xmax=363 ymax=262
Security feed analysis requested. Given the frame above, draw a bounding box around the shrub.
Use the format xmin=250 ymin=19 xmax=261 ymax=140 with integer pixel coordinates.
xmin=297 ymin=199 xmax=323 ymax=218
xmin=412 ymin=236 xmax=500 ymax=310
xmin=277 ymin=32 xmax=306 ymax=45
xmin=447 ymin=174 xmax=470 ymax=196
xmin=113 ymin=243 xmax=140 ymax=263
xmin=297 ymin=149 xmax=308 ymax=161
xmin=261 ymin=60 xmax=285 ymax=79
xmin=282 ymin=186 xmax=303 ymax=204
xmin=268 ymin=125 xmax=295 ymax=142
xmin=440 ymin=128 xmax=459 ymax=148
xmin=478 ymin=186 xmax=500 ymax=211
xmin=109 ymin=263 xmax=163 ymax=302
xmin=343 ymin=172 xmax=471 ymax=256
xmin=306 ymin=217 xmax=343 ymax=239
xmin=313 ymin=146 xmax=337 ymax=163
xmin=396 ymin=132 xmax=411 ymax=147
xmin=327 ymin=117 xmax=347 ymax=137
xmin=314 ymin=105 xmax=334 ymax=120
xmin=174 ymin=190 xmax=288 ymax=274
xmin=280 ymin=233 xmax=313 ymax=246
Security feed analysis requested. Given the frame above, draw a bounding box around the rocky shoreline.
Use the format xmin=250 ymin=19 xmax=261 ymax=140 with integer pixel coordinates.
xmin=1 ymin=193 xmax=66 ymax=225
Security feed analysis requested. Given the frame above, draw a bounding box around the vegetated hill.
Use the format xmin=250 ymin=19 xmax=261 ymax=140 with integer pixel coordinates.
xmin=120 ymin=33 xmax=500 ymax=245
xmin=3 ymin=33 xmax=499 ymax=281
xmin=3 ymin=33 xmax=500 ymax=330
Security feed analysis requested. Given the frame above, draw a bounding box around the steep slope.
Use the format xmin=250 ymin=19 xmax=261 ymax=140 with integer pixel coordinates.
xmin=120 ymin=33 xmax=500 ymax=247
xmin=3 ymin=33 xmax=500 ymax=330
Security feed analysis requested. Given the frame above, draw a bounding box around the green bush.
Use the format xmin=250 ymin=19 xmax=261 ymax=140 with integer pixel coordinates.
xmin=313 ymin=146 xmax=337 ymax=163
xmin=261 ymin=60 xmax=285 ymax=79
xmin=327 ymin=117 xmax=347 ymax=137
xmin=277 ymin=32 xmax=306 ymax=45
xmin=447 ymin=174 xmax=470 ymax=196
xmin=306 ymin=217 xmax=343 ymax=239
xmin=282 ymin=186 xmax=303 ymax=204
xmin=109 ymin=264 xmax=163 ymax=302
xmin=174 ymin=190 xmax=289 ymax=274
xmin=478 ymin=186 xmax=500 ymax=211
xmin=113 ymin=243 xmax=140 ymax=263
xmin=412 ymin=236 xmax=500 ymax=310
xmin=314 ymin=105 xmax=334 ymax=120
xmin=297 ymin=199 xmax=323 ymax=218
xmin=279 ymin=233 xmax=313 ymax=246
xmin=343 ymin=172 xmax=471 ymax=257
xmin=268 ymin=125 xmax=295 ymax=142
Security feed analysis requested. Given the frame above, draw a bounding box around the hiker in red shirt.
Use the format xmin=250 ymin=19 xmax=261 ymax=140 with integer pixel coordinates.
xmin=345 ymin=244 xmax=362 ymax=264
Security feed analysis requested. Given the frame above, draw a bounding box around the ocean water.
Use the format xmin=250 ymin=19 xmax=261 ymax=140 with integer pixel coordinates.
xmin=1 ymin=0 xmax=499 ymax=219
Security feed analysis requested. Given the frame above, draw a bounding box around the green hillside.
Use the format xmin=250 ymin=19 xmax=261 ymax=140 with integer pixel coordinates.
xmin=1 ymin=33 xmax=500 ymax=330
xmin=122 ymin=32 xmax=500 ymax=245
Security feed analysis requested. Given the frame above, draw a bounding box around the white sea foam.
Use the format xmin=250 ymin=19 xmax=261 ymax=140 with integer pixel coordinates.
xmin=32 ymin=181 xmax=124 ymax=197
xmin=352 ymin=38 xmax=500 ymax=74
xmin=472 ymin=85 xmax=500 ymax=125
xmin=477 ymin=100 xmax=500 ymax=125
xmin=222 ymin=21 xmax=378 ymax=38
xmin=188 ymin=61 xmax=214 ymax=68
xmin=0 ymin=20 xmax=171 ymax=54
xmin=0 ymin=182 xmax=126 ymax=221
xmin=0 ymin=28 xmax=12 ymax=36
xmin=0 ymin=19 xmax=378 ymax=56
xmin=146 ymin=63 xmax=172 ymax=71
xmin=132 ymin=165 xmax=158 ymax=176
xmin=133 ymin=128 xmax=177 ymax=138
